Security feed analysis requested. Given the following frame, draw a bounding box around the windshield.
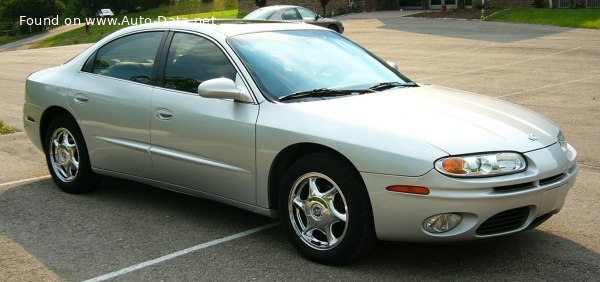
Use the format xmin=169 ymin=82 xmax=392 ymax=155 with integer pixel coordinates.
xmin=228 ymin=30 xmax=411 ymax=101
xmin=244 ymin=9 xmax=276 ymax=20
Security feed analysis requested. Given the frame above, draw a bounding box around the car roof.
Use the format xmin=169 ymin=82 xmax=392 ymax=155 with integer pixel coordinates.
xmin=107 ymin=20 xmax=326 ymax=38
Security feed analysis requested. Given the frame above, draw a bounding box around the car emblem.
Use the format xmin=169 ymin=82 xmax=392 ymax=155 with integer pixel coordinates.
xmin=528 ymin=133 xmax=539 ymax=141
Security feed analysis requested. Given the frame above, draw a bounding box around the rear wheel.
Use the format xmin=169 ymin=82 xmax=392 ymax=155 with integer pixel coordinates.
xmin=45 ymin=116 xmax=100 ymax=193
xmin=279 ymin=153 xmax=375 ymax=264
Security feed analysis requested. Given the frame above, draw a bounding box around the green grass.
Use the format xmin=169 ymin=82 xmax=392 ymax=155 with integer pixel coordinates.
xmin=485 ymin=8 xmax=600 ymax=29
xmin=0 ymin=33 xmax=43 ymax=45
xmin=32 ymin=8 xmax=241 ymax=49
xmin=0 ymin=119 xmax=15 ymax=135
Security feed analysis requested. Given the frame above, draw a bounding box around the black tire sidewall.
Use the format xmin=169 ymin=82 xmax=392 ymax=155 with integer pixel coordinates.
xmin=279 ymin=153 xmax=375 ymax=264
xmin=44 ymin=116 xmax=97 ymax=193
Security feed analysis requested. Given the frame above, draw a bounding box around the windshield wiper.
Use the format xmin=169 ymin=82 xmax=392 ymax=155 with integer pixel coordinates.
xmin=278 ymin=88 xmax=373 ymax=102
xmin=369 ymin=81 xmax=418 ymax=91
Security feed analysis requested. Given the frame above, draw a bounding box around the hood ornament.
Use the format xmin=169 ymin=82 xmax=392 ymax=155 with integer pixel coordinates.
xmin=528 ymin=133 xmax=539 ymax=141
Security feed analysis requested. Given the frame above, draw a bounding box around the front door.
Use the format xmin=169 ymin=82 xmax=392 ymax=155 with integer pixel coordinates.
xmin=150 ymin=32 xmax=259 ymax=204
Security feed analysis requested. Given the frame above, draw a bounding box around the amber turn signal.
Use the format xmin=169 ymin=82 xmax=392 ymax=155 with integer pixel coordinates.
xmin=442 ymin=158 xmax=466 ymax=174
xmin=386 ymin=185 xmax=430 ymax=195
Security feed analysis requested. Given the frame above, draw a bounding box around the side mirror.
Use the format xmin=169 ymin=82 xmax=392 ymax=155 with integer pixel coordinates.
xmin=198 ymin=77 xmax=252 ymax=102
xmin=386 ymin=61 xmax=399 ymax=71
xmin=315 ymin=15 xmax=320 ymax=20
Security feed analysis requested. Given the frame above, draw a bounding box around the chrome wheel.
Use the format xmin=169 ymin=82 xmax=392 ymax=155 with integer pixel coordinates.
xmin=288 ymin=172 xmax=348 ymax=250
xmin=49 ymin=127 xmax=79 ymax=182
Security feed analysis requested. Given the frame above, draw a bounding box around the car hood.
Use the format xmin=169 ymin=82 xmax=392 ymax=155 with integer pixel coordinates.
xmin=291 ymin=85 xmax=559 ymax=155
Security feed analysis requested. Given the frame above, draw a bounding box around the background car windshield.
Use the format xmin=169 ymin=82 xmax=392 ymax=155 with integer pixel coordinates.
xmin=228 ymin=30 xmax=409 ymax=100
xmin=244 ymin=9 xmax=276 ymax=20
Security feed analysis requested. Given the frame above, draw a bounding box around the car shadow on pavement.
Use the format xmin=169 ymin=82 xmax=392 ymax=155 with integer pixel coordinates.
xmin=1 ymin=177 xmax=599 ymax=281
xmin=0 ymin=177 xmax=275 ymax=281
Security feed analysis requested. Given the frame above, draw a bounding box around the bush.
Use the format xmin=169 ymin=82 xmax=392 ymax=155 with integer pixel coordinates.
xmin=533 ymin=0 xmax=546 ymax=8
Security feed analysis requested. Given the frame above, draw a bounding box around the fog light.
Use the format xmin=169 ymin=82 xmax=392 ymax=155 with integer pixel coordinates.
xmin=423 ymin=214 xmax=462 ymax=233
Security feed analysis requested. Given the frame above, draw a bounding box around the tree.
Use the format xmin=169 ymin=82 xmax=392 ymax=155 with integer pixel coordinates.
xmin=319 ymin=0 xmax=329 ymax=16
xmin=2 ymin=0 xmax=65 ymax=34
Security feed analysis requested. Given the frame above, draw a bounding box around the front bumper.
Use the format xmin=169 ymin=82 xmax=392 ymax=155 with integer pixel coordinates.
xmin=363 ymin=142 xmax=579 ymax=242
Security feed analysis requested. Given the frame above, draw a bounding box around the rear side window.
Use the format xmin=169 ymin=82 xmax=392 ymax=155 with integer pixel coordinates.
xmin=163 ymin=33 xmax=236 ymax=93
xmin=297 ymin=7 xmax=317 ymax=20
xmin=92 ymin=32 xmax=163 ymax=85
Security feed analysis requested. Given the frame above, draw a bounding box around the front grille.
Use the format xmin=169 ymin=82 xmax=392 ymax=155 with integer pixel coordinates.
xmin=476 ymin=206 xmax=530 ymax=236
xmin=493 ymin=182 xmax=533 ymax=193
xmin=539 ymin=174 xmax=565 ymax=186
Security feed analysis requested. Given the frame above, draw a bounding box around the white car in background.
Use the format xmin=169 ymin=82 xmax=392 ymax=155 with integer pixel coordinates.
xmin=96 ymin=8 xmax=114 ymax=18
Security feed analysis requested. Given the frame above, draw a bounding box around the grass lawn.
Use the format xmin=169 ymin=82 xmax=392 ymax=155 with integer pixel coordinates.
xmin=486 ymin=8 xmax=600 ymax=29
xmin=0 ymin=119 xmax=15 ymax=135
xmin=0 ymin=33 xmax=43 ymax=45
xmin=32 ymin=8 xmax=240 ymax=49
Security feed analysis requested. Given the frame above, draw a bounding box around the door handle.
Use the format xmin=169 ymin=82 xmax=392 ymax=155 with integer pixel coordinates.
xmin=74 ymin=93 xmax=89 ymax=103
xmin=155 ymin=108 xmax=173 ymax=120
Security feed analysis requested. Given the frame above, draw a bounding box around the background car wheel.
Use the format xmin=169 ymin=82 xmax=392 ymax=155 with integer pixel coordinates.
xmin=279 ymin=153 xmax=375 ymax=264
xmin=45 ymin=116 xmax=100 ymax=193
xmin=328 ymin=24 xmax=340 ymax=33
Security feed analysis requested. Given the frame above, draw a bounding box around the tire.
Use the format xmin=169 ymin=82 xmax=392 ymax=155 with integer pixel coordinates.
xmin=44 ymin=116 xmax=100 ymax=193
xmin=279 ymin=153 xmax=375 ymax=264
xmin=328 ymin=24 xmax=340 ymax=33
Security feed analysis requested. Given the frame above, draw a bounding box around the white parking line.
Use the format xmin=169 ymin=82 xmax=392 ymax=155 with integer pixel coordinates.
xmin=0 ymin=175 xmax=51 ymax=187
xmin=496 ymin=74 xmax=600 ymax=99
xmin=417 ymin=47 xmax=581 ymax=81
xmin=82 ymin=222 xmax=280 ymax=282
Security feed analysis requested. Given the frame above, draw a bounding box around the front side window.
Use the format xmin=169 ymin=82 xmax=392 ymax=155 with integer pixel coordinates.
xmin=92 ymin=32 xmax=163 ymax=85
xmin=163 ymin=33 xmax=236 ymax=93
xmin=281 ymin=9 xmax=301 ymax=20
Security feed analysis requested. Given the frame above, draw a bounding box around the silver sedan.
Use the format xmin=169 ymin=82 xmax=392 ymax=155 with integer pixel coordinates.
xmin=243 ymin=5 xmax=344 ymax=33
xmin=23 ymin=21 xmax=578 ymax=264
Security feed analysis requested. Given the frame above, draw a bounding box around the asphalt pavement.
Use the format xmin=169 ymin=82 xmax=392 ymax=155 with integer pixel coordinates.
xmin=1 ymin=12 xmax=599 ymax=281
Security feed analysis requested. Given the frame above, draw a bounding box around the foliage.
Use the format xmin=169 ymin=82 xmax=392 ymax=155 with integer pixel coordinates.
xmin=533 ymin=0 xmax=546 ymax=8
xmin=1 ymin=0 xmax=65 ymax=34
xmin=485 ymin=8 xmax=600 ymax=29
xmin=32 ymin=9 xmax=240 ymax=48
xmin=0 ymin=119 xmax=15 ymax=135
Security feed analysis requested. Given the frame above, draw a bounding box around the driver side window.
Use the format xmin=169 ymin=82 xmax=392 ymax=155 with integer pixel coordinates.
xmin=281 ymin=9 xmax=302 ymax=20
xmin=163 ymin=33 xmax=237 ymax=93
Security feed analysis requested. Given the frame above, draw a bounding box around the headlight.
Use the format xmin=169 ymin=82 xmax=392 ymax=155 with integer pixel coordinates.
xmin=557 ymin=131 xmax=567 ymax=150
xmin=434 ymin=152 xmax=527 ymax=177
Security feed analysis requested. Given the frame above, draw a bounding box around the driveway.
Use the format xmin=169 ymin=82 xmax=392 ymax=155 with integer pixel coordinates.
xmin=1 ymin=14 xmax=599 ymax=281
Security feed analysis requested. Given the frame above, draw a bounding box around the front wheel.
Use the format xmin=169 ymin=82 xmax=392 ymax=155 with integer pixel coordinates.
xmin=279 ymin=153 xmax=375 ymax=264
xmin=45 ymin=116 xmax=100 ymax=193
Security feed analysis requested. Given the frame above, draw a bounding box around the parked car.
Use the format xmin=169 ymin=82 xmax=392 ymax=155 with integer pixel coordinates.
xmin=96 ymin=8 xmax=114 ymax=18
xmin=244 ymin=5 xmax=344 ymax=33
xmin=24 ymin=21 xmax=578 ymax=264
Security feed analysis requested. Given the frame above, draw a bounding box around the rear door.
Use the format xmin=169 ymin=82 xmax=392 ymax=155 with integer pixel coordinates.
xmin=69 ymin=31 xmax=165 ymax=178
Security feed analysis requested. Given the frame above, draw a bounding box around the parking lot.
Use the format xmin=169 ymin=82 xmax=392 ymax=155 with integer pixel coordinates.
xmin=1 ymin=14 xmax=600 ymax=281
